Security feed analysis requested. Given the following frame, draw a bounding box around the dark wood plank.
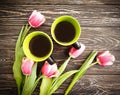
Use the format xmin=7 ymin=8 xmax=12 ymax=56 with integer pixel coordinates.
xmin=0 ymin=0 xmax=120 ymax=95
xmin=56 ymin=75 xmax=120 ymax=95
xmin=0 ymin=0 xmax=120 ymax=5
xmin=0 ymin=5 xmax=120 ymax=26
xmin=0 ymin=34 xmax=120 ymax=50
xmin=0 ymin=26 xmax=120 ymax=37
xmin=0 ymin=26 xmax=119 ymax=50
xmin=0 ymin=74 xmax=17 ymax=95
xmin=0 ymin=49 xmax=119 ymax=75
xmin=0 ymin=74 xmax=120 ymax=95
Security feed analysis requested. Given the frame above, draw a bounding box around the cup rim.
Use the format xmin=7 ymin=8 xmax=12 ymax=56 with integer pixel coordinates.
xmin=23 ymin=31 xmax=53 ymax=62
xmin=51 ymin=15 xmax=81 ymax=46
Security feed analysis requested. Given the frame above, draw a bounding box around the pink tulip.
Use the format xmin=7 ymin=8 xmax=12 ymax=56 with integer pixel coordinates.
xmin=69 ymin=43 xmax=85 ymax=58
xmin=41 ymin=61 xmax=59 ymax=78
xmin=97 ymin=51 xmax=115 ymax=66
xmin=21 ymin=57 xmax=34 ymax=76
xmin=28 ymin=10 xmax=45 ymax=28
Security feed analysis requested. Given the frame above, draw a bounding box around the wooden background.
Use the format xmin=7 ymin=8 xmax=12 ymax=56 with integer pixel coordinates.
xmin=0 ymin=0 xmax=120 ymax=95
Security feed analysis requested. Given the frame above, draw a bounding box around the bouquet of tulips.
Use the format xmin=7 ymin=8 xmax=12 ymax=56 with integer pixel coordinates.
xmin=13 ymin=10 xmax=115 ymax=95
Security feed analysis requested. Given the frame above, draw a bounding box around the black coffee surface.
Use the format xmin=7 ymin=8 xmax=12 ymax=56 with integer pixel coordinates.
xmin=29 ymin=35 xmax=51 ymax=57
xmin=55 ymin=21 xmax=75 ymax=42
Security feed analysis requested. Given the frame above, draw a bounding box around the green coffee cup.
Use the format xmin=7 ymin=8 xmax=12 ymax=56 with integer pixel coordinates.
xmin=23 ymin=31 xmax=53 ymax=62
xmin=51 ymin=15 xmax=81 ymax=46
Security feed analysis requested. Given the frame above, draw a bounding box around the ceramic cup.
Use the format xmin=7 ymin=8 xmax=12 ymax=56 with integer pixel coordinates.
xmin=51 ymin=15 xmax=81 ymax=47
xmin=23 ymin=31 xmax=53 ymax=62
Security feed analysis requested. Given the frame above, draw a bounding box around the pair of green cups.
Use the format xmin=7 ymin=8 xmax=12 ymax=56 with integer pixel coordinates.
xmin=23 ymin=15 xmax=81 ymax=62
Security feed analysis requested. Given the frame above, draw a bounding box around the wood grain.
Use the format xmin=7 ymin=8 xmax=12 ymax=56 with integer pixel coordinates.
xmin=0 ymin=26 xmax=119 ymax=50
xmin=0 ymin=0 xmax=120 ymax=5
xmin=0 ymin=5 xmax=120 ymax=26
xmin=0 ymin=49 xmax=120 ymax=75
xmin=0 ymin=0 xmax=120 ymax=95
xmin=0 ymin=74 xmax=120 ymax=95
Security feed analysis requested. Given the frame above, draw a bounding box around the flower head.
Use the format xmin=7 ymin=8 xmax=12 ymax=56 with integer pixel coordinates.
xmin=21 ymin=57 xmax=34 ymax=76
xmin=97 ymin=51 xmax=115 ymax=66
xmin=41 ymin=61 xmax=59 ymax=78
xmin=28 ymin=10 xmax=45 ymax=28
xmin=69 ymin=43 xmax=85 ymax=58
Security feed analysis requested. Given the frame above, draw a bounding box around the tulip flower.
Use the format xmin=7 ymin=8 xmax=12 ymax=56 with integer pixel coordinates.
xmin=65 ymin=50 xmax=115 ymax=95
xmin=69 ymin=43 xmax=85 ymax=58
xmin=28 ymin=10 xmax=46 ymax=28
xmin=21 ymin=57 xmax=34 ymax=76
xmin=97 ymin=51 xmax=115 ymax=66
xmin=41 ymin=61 xmax=59 ymax=78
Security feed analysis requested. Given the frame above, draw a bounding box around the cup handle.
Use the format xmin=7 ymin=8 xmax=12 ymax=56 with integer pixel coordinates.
xmin=47 ymin=56 xmax=55 ymax=65
xmin=72 ymin=41 xmax=81 ymax=49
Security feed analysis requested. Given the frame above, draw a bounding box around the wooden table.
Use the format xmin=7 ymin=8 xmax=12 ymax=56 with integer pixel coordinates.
xmin=0 ymin=0 xmax=120 ymax=95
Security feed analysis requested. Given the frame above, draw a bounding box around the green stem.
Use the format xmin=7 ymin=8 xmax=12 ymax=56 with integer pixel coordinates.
xmin=25 ymin=75 xmax=28 ymax=81
xmin=21 ymin=75 xmax=28 ymax=95
xmin=35 ymin=75 xmax=43 ymax=85
xmin=30 ymin=75 xmax=43 ymax=94
xmin=50 ymin=56 xmax=72 ymax=90
xmin=65 ymin=51 xmax=98 ymax=95
xmin=89 ymin=61 xmax=98 ymax=67
xmin=40 ymin=76 xmax=52 ymax=95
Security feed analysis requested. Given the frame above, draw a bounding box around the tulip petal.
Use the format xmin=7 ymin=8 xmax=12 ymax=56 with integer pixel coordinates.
xmin=28 ymin=10 xmax=45 ymax=28
xmin=29 ymin=10 xmax=37 ymax=19
xmin=21 ymin=57 xmax=34 ymax=76
xmin=97 ymin=51 xmax=115 ymax=66
xmin=47 ymin=64 xmax=58 ymax=77
xmin=41 ymin=61 xmax=58 ymax=78
xmin=49 ymin=70 xmax=59 ymax=78
xmin=104 ymin=62 xmax=113 ymax=66
xmin=41 ymin=61 xmax=51 ymax=76
xmin=69 ymin=43 xmax=85 ymax=58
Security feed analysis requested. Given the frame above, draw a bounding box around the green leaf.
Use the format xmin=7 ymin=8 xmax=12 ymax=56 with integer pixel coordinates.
xmin=20 ymin=25 xmax=31 ymax=46
xmin=40 ymin=76 xmax=52 ymax=95
xmin=30 ymin=75 xmax=43 ymax=94
xmin=13 ymin=56 xmax=24 ymax=95
xmin=65 ymin=51 xmax=98 ymax=95
xmin=52 ymin=56 xmax=71 ymax=85
xmin=13 ymin=25 xmax=31 ymax=95
xmin=21 ymin=63 xmax=37 ymax=95
xmin=49 ymin=70 xmax=78 ymax=95
xmin=58 ymin=56 xmax=71 ymax=76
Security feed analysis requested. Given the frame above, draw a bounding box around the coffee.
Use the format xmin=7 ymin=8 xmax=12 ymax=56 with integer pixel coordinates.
xmin=54 ymin=21 xmax=75 ymax=43
xmin=29 ymin=35 xmax=51 ymax=57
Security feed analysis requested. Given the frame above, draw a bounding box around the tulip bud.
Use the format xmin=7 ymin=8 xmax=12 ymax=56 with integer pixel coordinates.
xmin=97 ymin=51 xmax=115 ymax=66
xmin=28 ymin=10 xmax=45 ymax=28
xmin=69 ymin=43 xmax=85 ymax=58
xmin=21 ymin=57 xmax=34 ymax=76
xmin=41 ymin=61 xmax=59 ymax=78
